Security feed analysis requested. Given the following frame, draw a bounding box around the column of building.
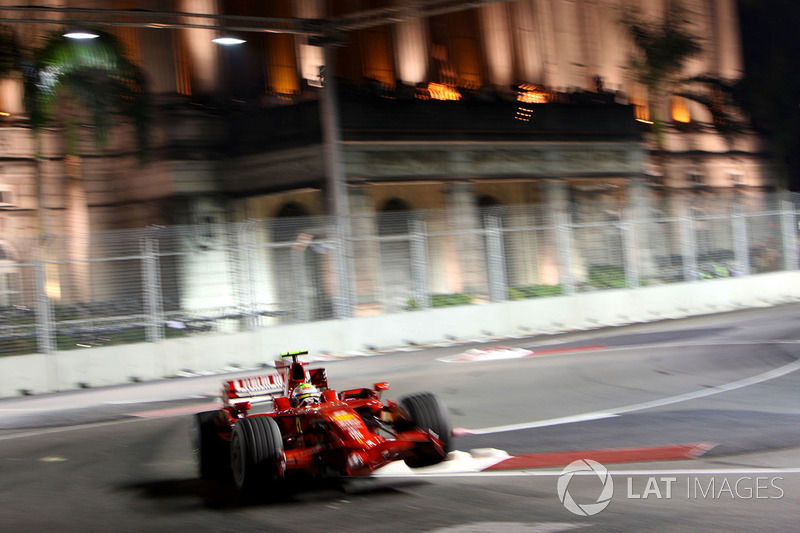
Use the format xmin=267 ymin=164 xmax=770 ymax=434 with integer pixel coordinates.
xmin=179 ymin=0 xmax=221 ymax=95
xmin=545 ymin=178 xmax=579 ymax=291
xmin=445 ymin=182 xmax=487 ymax=297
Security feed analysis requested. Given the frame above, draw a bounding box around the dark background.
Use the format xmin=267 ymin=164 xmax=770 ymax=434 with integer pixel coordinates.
xmin=738 ymin=0 xmax=800 ymax=192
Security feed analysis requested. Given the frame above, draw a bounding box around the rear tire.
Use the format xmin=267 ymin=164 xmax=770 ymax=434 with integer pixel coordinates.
xmin=399 ymin=393 xmax=452 ymax=468
xmin=230 ymin=416 xmax=285 ymax=494
xmin=192 ymin=410 xmax=230 ymax=480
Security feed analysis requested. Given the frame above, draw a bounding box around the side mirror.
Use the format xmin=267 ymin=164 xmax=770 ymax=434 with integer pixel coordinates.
xmin=374 ymin=382 xmax=389 ymax=391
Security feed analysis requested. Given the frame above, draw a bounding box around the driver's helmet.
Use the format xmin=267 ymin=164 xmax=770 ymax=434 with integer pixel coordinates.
xmin=292 ymin=382 xmax=320 ymax=407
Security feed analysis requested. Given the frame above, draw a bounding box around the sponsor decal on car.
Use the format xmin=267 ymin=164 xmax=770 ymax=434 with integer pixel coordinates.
xmin=226 ymin=374 xmax=285 ymax=396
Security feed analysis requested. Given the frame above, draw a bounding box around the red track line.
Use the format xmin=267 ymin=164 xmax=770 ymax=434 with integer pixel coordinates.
xmin=483 ymin=442 xmax=717 ymax=471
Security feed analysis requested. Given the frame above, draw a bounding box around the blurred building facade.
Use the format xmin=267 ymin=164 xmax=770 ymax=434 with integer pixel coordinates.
xmin=0 ymin=0 xmax=773 ymax=309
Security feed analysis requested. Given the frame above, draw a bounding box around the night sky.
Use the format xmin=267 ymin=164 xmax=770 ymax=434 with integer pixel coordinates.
xmin=737 ymin=0 xmax=800 ymax=192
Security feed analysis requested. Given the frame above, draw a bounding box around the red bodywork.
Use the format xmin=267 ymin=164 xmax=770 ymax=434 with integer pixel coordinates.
xmin=212 ymin=357 xmax=446 ymax=477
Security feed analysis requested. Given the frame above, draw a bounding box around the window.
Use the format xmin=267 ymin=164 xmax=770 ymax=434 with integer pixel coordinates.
xmin=671 ymin=96 xmax=691 ymax=123
xmin=688 ymin=172 xmax=705 ymax=186
xmin=631 ymin=86 xmax=651 ymax=124
xmin=0 ymin=187 xmax=15 ymax=207
xmin=729 ymin=172 xmax=744 ymax=186
xmin=648 ymin=174 xmax=665 ymax=187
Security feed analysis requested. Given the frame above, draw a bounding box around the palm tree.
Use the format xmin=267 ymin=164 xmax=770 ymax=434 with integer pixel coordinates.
xmin=674 ymin=75 xmax=749 ymax=145
xmin=21 ymin=28 xmax=151 ymax=302
xmin=620 ymin=3 xmax=703 ymax=147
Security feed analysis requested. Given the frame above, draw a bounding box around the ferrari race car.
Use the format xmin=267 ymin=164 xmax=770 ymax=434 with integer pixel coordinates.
xmin=192 ymin=350 xmax=452 ymax=493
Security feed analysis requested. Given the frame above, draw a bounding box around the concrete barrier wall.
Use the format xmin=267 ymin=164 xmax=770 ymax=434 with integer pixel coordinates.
xmin=2 ymin=271 xmax=799 ymax=398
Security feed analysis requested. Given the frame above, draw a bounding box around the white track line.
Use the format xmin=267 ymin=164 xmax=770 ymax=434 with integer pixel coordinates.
xmin=464 ymin=413 xmax=619 ymax=435
xmin=2 ymin=348 xmax=799 ymax=443
xmin=0 ymin=418 xmax=140 ymax=442
xmin=467 ymin=357 xmax=800 ymax=435
xmin=375 ymin=467 xmax=800 ymax=478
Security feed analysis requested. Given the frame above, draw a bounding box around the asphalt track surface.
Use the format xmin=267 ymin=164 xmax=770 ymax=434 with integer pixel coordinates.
xmin=2 ymin=304 xmax=800 ymax=532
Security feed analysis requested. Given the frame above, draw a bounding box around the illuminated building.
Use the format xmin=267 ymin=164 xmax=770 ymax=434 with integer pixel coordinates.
xmin=0 ymin=1 xmax=771 ymax=309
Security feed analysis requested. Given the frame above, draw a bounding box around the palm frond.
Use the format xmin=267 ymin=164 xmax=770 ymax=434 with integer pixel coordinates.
xmin=26 ymin=29 xmax=151 ymax=159
xmin=620 ymin=5 xmax=703 ymax=91
xmin=675 ymin=75 xmax=750 ymax=140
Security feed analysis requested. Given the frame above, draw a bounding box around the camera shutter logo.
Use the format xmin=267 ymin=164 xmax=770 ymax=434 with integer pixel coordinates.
xmin=557 ymin=459 xmax=614 ymax=516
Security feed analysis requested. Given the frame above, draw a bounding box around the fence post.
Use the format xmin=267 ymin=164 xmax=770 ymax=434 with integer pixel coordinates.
xmin=554 ymin=209 xmax=576 ymax=295
xmin=409 ymin=218 xmax=429 ymax=309
xmin=781 ymin=199 xmax=799 ymax=271
xmin=622 ymin=208 xmax=640 ymax=288
xmin=236 ymin=221 xmax=258 ymax=330
xmin=485 ymin=214 xmax=508 ymax=302
xmin=679 ymin=204 xmax=699 ymax=281
xmin=732 ymin=200 xmax=751 ymax=276
xmin=34 ymin=235 xmax=55 ymax=354
xmin=291 ymin=245 xmax=310 ymax=323
xmin=141 ymin=226 xmax=164 ymax=343
xmin=333 ymin=217 xmax=353 ymax=319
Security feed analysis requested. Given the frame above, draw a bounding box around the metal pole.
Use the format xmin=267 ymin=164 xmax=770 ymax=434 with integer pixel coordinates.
xmin=622 ymin=208 xmax=640 ymax=288
xmin=319 ymin=44 xmax=350 ymax=220
xmin=409 ymin=218 xmax=429 ymax=309
xmin=680 ymin=204 xmax=698 ymax=281
xmin=781 ymin=199 xmax=799 ymax=271
xmin=141 ymin=227 xmax=164 ymax=343
xmin=318 ymin=42 xmax=353 ymax=318
xmin=237 ymin=221 xmax=258 ymax=330
xmin=291 ymin=247 xmax=309 ymax=323
xmin=332 ymin=219 xmax=353 ymax=318
xmin=732 ymin=200 xmax=751 ymax=276
xmin=34 ymin=236 xmax=55 ymax=354
xmin=485 ymin=215 xmax=508 ymax=302
xmin=554 ymin=210 xmax=576 ymax=295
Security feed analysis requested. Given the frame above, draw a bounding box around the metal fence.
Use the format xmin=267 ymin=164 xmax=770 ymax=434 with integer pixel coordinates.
xmin=1 ymin=192 xmax=798 ymax=356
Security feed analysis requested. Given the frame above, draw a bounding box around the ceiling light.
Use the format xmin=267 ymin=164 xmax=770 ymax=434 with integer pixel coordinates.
xmin=64 ymin=30 xmax=99 ymax=40
xmin=212 ymin=37 xmax=246 ymax=46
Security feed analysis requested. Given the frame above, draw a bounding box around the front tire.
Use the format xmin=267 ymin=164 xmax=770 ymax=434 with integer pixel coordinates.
xmin=399 ymin=392 xmax=452 ymax=468
xmin=192 ymin=411 xmax=230 ymax=480
xmin=230 ymin=416 xmax=285 ymax=494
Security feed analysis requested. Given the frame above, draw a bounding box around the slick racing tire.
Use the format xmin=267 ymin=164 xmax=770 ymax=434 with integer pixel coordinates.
xmin=192 ymin=411 xmax=230 ymax=480
xmin=230 ymin=416 xmax=285 ymax=494
xmin=399 ymin=392 xmax=452 ymax=468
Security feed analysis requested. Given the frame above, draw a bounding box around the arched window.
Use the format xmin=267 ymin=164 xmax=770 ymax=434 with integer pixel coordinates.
xmin=477 ymin=194 xmax=502 ymax=220
xmin=376 ymin=198 xmax=414 ymax=312
xmin=477 ymin=195 xmax=517 ymax=287
xmin=377 ymin=198 xmax=413 ymax=236
xmin=272 ymin=202 xmax=310 ymax=242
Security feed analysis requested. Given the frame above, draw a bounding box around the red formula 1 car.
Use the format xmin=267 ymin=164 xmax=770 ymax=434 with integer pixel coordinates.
xmin=192 ymin=350 xmax=452 ymax=493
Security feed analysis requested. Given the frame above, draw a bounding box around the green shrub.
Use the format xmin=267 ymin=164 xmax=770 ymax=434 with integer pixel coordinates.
xmin=407 ymin=293 xmax=474 ymax=310
xmin=507 ymin=284 xmax=564 ymax=300
xmin=431 ymin=293 xmax=474 ymax=307
xmin=587 ymin=264 xmax=627 ymax=289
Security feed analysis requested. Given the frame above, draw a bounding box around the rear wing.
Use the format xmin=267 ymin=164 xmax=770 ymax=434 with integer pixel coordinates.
xmin=222 ymin=350 xmax=329 ymax=406
xmin=222 ymin=374 xmax=285 ymax=406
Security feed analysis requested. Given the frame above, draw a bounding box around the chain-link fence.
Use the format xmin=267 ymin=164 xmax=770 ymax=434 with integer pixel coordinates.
xmin=1 ymin=192 xmax=798 ymax=356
